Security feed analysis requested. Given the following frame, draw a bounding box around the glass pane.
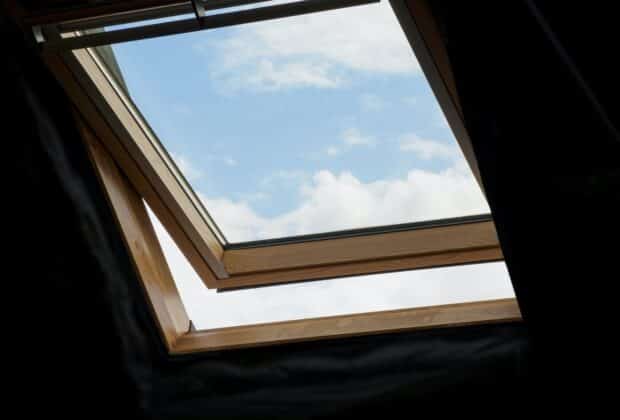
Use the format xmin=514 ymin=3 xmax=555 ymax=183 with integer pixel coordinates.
xmin=148 ymin=204 xmax=514 ymax=329
xmin=109 ymin=1 xmax=489 ymax=243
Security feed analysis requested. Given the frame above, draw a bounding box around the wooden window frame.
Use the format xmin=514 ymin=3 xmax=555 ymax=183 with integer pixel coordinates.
xmin=81 ymin=123 xmax=522 ymax=353
xmin=41 ymin=0 xmax=503 ymax=291
xmin=35 ymin=0 xmax=520 ymax=353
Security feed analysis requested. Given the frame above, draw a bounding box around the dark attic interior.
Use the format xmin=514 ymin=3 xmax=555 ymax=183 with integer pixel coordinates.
xmin=4 ymin=1 xmax=619 ymax=418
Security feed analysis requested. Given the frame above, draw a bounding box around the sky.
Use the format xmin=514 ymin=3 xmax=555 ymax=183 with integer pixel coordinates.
xmin=107 ymin=1 xmax=513 ymax=329
xmin=110 ymin=1 xmax=490 ymax=243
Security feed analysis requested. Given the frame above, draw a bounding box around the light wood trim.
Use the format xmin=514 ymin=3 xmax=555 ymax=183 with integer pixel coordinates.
xmin=392 ymin=0 xmax=482 ymax=186
xmin=404 ymin=0 xmax=461 ymax=116
xmin=223 ymin=220 xmax=499 ymax=274
xmin=72 ymin=47 xmax=225 ymax=269
xmin=217 ymin=246 xmax=502 ymax=289
xmin=81 ymin=119 xmax=189 ymax=351
xmin=44 ymin=48 xmax=225 ymax=287
xmin=173 ymin=298 xmax=521 ymax=353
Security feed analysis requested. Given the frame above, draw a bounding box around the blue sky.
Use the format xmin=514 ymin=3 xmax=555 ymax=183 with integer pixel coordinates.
xmin=111 ymin=1 xmax=488 ymax=242
xmin=103 ymin=2 xmax=513 ymax=328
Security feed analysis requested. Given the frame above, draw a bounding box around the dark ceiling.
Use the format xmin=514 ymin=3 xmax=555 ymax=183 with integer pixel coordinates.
xmin=15 ymin=0 xmax=184 ymax=24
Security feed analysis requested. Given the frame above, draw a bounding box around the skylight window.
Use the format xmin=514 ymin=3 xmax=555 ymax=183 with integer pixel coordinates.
xmin=41 ymin=0 xmax=520 ymax=352
xmin=105 ymin=0 xmax=489 ymax=243
xmin=46 ymin=0 xmax=501 ymax=291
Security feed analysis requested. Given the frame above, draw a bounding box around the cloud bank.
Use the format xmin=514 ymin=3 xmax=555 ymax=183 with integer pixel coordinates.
xmin=205 ymin=2 xmax=421 ymax=90
xmin=202 ymin=153 xmax=488 ymax=243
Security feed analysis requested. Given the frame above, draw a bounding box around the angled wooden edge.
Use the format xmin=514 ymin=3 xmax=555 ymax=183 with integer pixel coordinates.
xmin=392 ymin=0 xmax=482 ymax=187
xmin=43 ymin=48 xmax=224 ymax=288
xmin=403 ymin=0 xmax=461 ymax=117
xmin=173 ymin=298 xmax=522 ymax=353
xmin=223 ymin=220 xmax=499 ymax=274
xmin=71 ymin=47 xmax=226 ymax=270
xmin=80 ymin=118 xmax=189 ymax=351
xmin=216 ymin=246 xmax=503 ymax=290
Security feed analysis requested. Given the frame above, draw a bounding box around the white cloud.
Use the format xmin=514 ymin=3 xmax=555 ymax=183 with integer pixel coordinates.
xmin=240 ymin=191 xmax=270 ymax=203
xmin=399 ymin=134 xmax=459 ymax=160
xmin=171 ymin=153 xmax=203 ymax=181
xmin=204 ymin=164 xmax=488 ymax=243
xmin=223 ymin=157 xmax=237 ymax=166
xmin=342 ymin=127 xmax=374 ymax=146
xmin=326 ymin=128 xmax=374 ymax=156
xmin=171 ymin=153 xmax=237 ymax=182
xmin=326 ymin=146 xmax=340 ymax=156
xmin=200 ymin=196 xmax=267 ymax=243
xmin=238 ymin=59 xmax=341 ymax=90
xmin=205 ymin=2 xmax=421 ymax=90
